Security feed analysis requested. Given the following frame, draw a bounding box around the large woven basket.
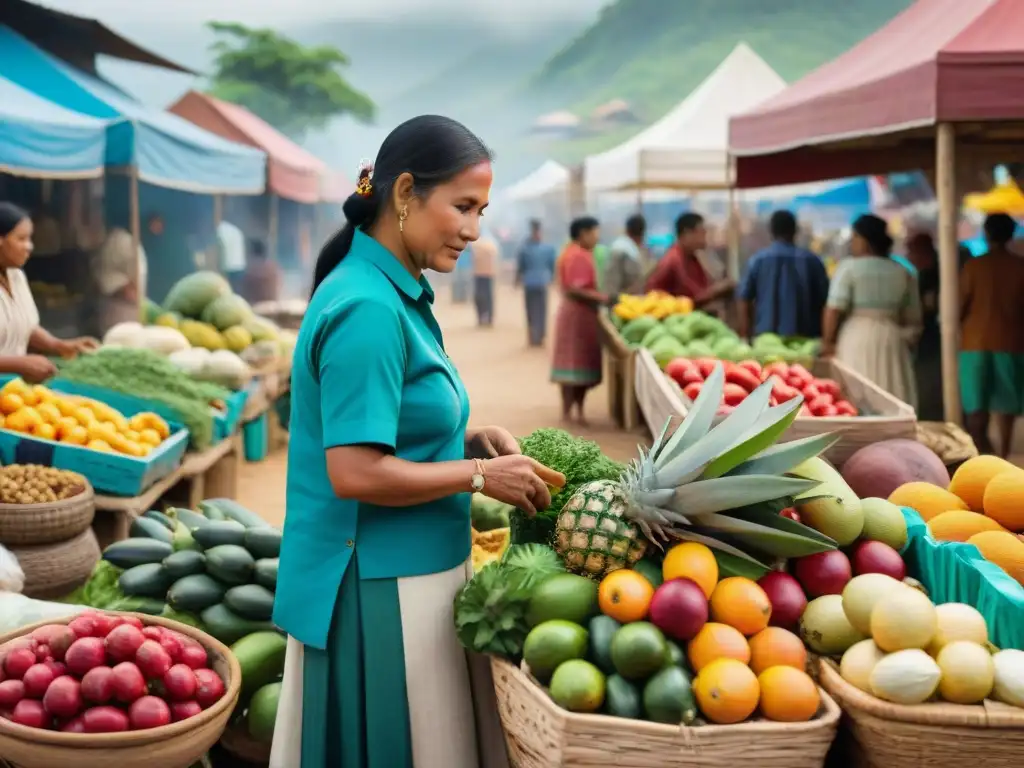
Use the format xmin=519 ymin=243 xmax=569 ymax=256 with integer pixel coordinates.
xmin=491 ymin=657 xmax=840 ymax=768
xmin=219 ymin=721 xmax=271 ymax=763
xmin=10 ymin=526 xmax=101 ymax=599
xmin=818 ymin=659 xmax=1024 ymax=768
xmin=0 ymin=483 xmax=95 ymax=546
xmin=0 ymin=613 xmax=241 ymax=768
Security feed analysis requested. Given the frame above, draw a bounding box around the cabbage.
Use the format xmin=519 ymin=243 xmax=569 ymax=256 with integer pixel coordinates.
xmin=200 ymin=350 xmax=251 ymax=390
xmin=103 ymin=321 xmax=145 ymax=348
xmin=168 ymin=347 xmax=211 ymax=377
xmin=139 ymin=326 xmax=190 ymax=355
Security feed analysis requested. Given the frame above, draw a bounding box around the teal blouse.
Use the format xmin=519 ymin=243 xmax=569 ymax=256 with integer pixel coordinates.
xmin=274 ymin=229 xmax=472 ymax=650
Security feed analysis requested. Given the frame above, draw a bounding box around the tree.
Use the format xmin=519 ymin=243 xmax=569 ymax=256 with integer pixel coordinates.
xmin=207 ymin=22 xmax=374 ymax=139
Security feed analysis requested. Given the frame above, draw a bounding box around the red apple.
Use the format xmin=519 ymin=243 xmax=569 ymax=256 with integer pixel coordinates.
xmin=664 ymin=358 xmax=698 ymax=387
xmin=788 ymin=363 xmax=813 ymax=388
xmin=851 ymin=540 xmax=906 ymax=580
xmin=725 ymin=365 xmax=761 ymax=392
xmin=794 ymin=551 xmax=852 ymax=597
xmin=801 ymin=383 xmax=822 ymax=401
xmin=762 ymin=362 xmax=789 ymax=381
xmin=807 ymin=395 xmax=834 ymax=412
xmin=834 ymin=400 xmax=858 ymax=416
xmin=737 ymin=359 xmax=762 ymax=378
xmin=648 ymin=578 xmax=709 ymax=641
xmin=694 ymin=358 xmax=719 ymax=379
xmin=818 ymin=404 xmax=839 ymax=417
xmin=722 ymin=383 xmax=748 ymax=407
xmin=683 ymin=382 xmax=702 ymax=401
xmin=758 ymin=571 xmax=808 ymax=630
xmin=773 ymin=382 xmax=801 ymax=403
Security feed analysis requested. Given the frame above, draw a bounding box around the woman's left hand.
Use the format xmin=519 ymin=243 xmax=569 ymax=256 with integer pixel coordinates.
xmin=467 ymin=426 xmax=521 ymax=459
xmin=55 ymin=337 xmax=100 ymax=358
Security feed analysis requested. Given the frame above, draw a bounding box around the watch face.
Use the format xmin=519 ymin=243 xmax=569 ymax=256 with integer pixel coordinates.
xmin=471 ymin=473 xmax=485 ymax=491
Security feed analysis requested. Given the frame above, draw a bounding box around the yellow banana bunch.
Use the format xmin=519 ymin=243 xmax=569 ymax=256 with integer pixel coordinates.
xmin=613 ymin=291 xmax=694 ymax=321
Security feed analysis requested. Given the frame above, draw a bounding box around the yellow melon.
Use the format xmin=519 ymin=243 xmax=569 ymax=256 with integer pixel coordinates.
xmin=949 ymin=455 xmax=1017 ymax=513
xmin=967 ymin=530 xmax=1024 ymax=586
xmin=888 ymin=482 xmax=968 ymax=522
xmin=982 ymin=469 xmax=1024 ymax=532
xmin=928 ymin=510 xmax=1008 ymax=542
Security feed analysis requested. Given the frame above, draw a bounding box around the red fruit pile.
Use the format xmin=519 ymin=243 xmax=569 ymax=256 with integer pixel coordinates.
xmin=665 ymin=358 xmax=859 ymax=418
xmin=0 ymin=610 xmax=224 ymax=733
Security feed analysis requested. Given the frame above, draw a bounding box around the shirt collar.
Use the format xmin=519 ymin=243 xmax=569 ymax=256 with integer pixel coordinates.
xmin=351 ymin=228 xmax=433 ymax=303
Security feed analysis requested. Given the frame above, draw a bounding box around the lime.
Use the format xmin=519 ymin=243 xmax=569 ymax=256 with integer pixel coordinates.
xmin=549 ymin=659 xmax=606 ymax=713
xmin=523 ymin=620 xmax=588 ymax=682
xmin=610 ymin=621 xmax=668 ymax=680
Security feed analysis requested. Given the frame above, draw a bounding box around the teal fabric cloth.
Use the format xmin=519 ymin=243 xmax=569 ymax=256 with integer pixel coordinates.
xmin=900 ymin=508 xmax=1024 ymax=651
xmin=275 ymin=228 xmax=472 ymax=649
xmin=959 ymin=350 xmax=1024 ymax=415
xmin=301 ymin=555 xmax=414 ymax=768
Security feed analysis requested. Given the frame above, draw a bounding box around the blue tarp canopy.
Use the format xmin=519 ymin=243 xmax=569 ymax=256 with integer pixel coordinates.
xmin=0 ymin=26 xmax=266 ymax=194
xmin=0 ymin=74 xmax=109 ymax=178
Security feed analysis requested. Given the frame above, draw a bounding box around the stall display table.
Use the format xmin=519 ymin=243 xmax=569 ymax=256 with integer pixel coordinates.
xmin=597 ymin=312 xmax=639 ymax=431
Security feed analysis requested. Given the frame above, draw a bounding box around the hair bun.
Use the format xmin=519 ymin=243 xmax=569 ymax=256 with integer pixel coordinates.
xmin=342 ymin=190 xmax=377 ymax=227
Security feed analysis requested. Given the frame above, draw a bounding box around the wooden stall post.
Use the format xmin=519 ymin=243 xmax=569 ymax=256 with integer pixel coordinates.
xmin=128 ymin=166 xmax=141 ymax=320
xmin=936 ymin=123 xmax=961 ymax=424
xmin=267 ymin=193 xmax=279 ymax=258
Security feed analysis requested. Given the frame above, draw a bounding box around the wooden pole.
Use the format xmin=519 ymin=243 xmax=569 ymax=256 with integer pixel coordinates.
xmin=267 ymin=193 xmax=278 ymax=258
xmin=128 ymin=166 xmax=141 ymax=318
xmin=936 ymin=123 xmax=960 ymax=424
xmin=213 ymin=195 xmax=223 ymax=227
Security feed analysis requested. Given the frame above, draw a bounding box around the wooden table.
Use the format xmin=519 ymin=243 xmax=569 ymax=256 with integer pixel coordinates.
xmin=597 ymin=312 xmax=640 ymax=431
xmin=90 ymin=435 xmax=242 ymax=549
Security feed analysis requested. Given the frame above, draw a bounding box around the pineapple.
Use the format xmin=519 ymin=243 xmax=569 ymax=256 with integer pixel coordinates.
xmin=553 ymin=363 xmax=842 ymax=577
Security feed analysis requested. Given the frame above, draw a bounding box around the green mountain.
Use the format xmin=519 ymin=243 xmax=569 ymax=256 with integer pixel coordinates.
xmin=516 ymin=0 xmax=915 ymax=166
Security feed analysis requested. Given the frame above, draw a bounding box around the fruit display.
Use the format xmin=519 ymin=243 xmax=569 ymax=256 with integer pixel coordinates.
xmin=0 ymin=610 xmax=227 ymax=732
xmin=55 ymin=347 xmax=232 ymax=450
xmin=665 ymin=358 xmax=859 ymax=418
xmin=840 ymin=438 xmax=950 ymax=500
xmin=885 ymin=454 xmax=1024 ymax=585
xmin=0 ymin=378 xmax=172 ymax=457
xmin=0 ymin=465 xmax=87 ymax=505
xmin=611 ymin=291 xmax=694 ymax=321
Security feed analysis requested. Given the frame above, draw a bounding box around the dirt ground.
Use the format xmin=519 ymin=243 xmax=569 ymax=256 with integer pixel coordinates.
xmin=239 ymin=281 xmax=647 ymax=526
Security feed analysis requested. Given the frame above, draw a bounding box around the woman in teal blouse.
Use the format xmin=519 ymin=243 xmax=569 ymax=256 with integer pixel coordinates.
xmin=269 ymin=116 xmax=553 ymax=768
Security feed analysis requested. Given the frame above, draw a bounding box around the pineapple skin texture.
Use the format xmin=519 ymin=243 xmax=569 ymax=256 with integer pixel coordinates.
xmin=554 ymin=479 xmax=647 ymax=578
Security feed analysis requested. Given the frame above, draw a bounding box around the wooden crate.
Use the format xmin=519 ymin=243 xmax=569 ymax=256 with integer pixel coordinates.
xmin=597 ymin=312 xmax=639 ymax=431
xmin=634 ymin=348 xmax=687 ymax=437
xmin=641 ymin=354 xmax=916 ymax=466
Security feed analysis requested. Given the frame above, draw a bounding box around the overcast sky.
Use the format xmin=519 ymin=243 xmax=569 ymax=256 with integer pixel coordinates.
xmin=41 ymin=0 xmax=608 ymax=27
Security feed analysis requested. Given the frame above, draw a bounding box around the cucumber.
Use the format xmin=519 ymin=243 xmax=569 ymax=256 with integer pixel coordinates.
xmin=130 ymin=516 xmax=173 ymax=543
xmin=197 ymin=500 xmax=227 ymax=521
xmin=167 ymin=573 xmax=226 ymax=612
xmin=192 ymin=520 xmax=247 ymax=549
xmin=172 ymin=521 xmax=200 ymax=552
xmin=142 ymin=509 xmax=177 ymax=531
xmin=170 ymin=507 xmax=212 ymax=530
xmin=127 ymin=599 xmax=167 ymax=616
xmin=231 ymin=631 xmax=287 ymax=699
xmin=243 ymin=527 xmax=282 ymax=559
xmin=247 ymin=682 xmax=281 ymax=743
xmin=203 ymin=498 xmax=269 ymax=529
xmin=119 ymin=563 xmax=172 ymax=598
xmin=253 ymin=558 xmax=278 ymax=591
xmin=200 ymin=603 xmax=277 ymax=645
xmin=224 ymin=584 xmax=275 ymax=621
xmin=205 ymin=544 xmax=255 ymax=586
xmin=103 ymin=538 xmax=174 ymax=569
xmin=162 ymin=549 xmax=207 ymax=580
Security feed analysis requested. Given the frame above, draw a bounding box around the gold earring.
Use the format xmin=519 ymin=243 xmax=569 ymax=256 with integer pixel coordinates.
xmin=399 ymin=206 xmax=408 ymax=233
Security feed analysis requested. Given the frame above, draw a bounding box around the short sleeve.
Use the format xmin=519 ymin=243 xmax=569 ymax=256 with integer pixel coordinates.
xmin=313 ymin=300 xmax=406 ymax=451
xmin=826 ymin=261 xmax=853 ymax=311
xmin=563 ymin=251 xmax=596 ymax=291
xmin=737 ymin=255 xmax=760 ymax=301
xmin=12 ymin=270 xmax=40 ymax=328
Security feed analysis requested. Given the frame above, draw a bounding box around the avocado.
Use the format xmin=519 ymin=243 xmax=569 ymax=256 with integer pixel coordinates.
xmin=643 ymin=666 xmax=697 ymax=725
xmin=605 ymin=674 xmax=642 ymax=719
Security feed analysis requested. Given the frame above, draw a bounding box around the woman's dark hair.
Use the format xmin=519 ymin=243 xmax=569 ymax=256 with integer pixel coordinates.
xmin=625 ymin=214 xmax=646 ymax=239
xmin=0 ymin=202 xmax=29 ymax=238
xmin=311 ymin=115 xmax=492 ymax=294
xmin=852 ymin=214 xmax=894 ymax=257
xmin=674 ymin=212 xmax=704 ymax=237
xmin=569 ymin=216 xmax=599 ymax=241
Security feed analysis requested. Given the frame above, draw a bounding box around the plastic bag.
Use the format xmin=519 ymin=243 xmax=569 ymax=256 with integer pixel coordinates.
xmin=0 ymin=591 xmax=89 ymax=634
xmin=0 ymin=545 xmax=24 ymax=593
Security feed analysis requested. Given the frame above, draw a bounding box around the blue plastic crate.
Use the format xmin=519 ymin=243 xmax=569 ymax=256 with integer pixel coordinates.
xmin=216 ymin=387 xmax=251 ymax=442
xmin=242 ymin=411 xmax=269 ymax=462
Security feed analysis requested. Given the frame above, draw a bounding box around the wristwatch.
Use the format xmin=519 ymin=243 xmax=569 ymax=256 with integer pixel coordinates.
xmin=470 ymin=458 xmax=486 ymax=492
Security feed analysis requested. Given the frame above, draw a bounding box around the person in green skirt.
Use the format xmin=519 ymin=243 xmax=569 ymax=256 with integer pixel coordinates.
xmin=269 ymin=116 xmax=553 ymax=768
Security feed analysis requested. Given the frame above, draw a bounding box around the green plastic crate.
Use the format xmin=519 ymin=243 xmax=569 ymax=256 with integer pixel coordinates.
xmin=900 ymin=507 xmax=1024 ymax=651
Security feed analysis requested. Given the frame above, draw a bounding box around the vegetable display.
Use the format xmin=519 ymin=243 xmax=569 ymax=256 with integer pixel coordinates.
xmin=0 ymin=378 xmax=172 ymax=456
xmin=0 ymin=465 xmax=86 ymax=505
xmin=55 ymin=348 xmax=230 ymax=449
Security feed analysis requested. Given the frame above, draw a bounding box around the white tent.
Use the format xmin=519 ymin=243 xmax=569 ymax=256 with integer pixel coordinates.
xmin=584 ymin=43 xmax=787 ymax=191
xmin=502 ymin=160 xmax=570 ymax=202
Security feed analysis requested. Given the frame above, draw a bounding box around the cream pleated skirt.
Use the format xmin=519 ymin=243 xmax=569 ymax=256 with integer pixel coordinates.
xmin=269 ymin=558 xmax=509 ymax=768
xmin=836 ymin=311 xmax=918 ymax=410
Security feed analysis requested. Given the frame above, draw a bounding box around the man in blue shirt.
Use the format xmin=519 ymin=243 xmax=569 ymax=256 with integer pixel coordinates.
xmin=516 ymin=219 xmax=557 ymax=347
xmin=737 ymin=210 xmax=830 ymax=340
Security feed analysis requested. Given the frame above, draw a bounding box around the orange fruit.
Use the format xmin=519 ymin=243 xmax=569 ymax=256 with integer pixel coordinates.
xmin=748 ymin=627 xmax=808 ymax=675
xmin=56 ymin=416 xmax=79 ymax=439
xmin=662 ymin=542 xmax=718 ymax=599
xmin=138 ymin=428 xmax=162 ymax=447
xmin=757 ymin=665 xmax=821 ymax=722
xmin=687 ymin=622 xmax=751 ymax=672
xmin=0 ymin=393 xmax=24 ymax=415
xmin=86 ymin=438 xmax=112 ymax=452
xmin=598 ymin=568 xmax=654 ymax=623
xmin=36 ymin=402 xmax=61 ymax=425
xmin=710 ymin=577 xmax=772 ymax=636
xmin=694 ymin=658 xmax=760 ymax=724
xmin=62 ymin=425 xmax=89 ymax=446
xmin=32 ymin=422 xmax=57 ymax=441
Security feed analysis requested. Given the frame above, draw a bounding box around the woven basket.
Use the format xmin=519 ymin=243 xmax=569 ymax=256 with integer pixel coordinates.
xmin=219 ymin=721 xmax=271 ymax=763
xmin=818 ymin=659 xmax=1024 ymax=768
xmin=0 ymin=613 xmax=241 ymax=768
xmin=0 ymin=483 xmax=95 ymax=546
xmin=492 ymin=658 xmax=840 ymax=768
xmin=9 ymin=526 xmax=101 ymax=599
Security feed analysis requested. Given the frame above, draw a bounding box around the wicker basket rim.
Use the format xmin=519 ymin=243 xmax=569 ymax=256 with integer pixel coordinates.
xmin=818 ymin=658 xmax=1024 ymax=728
xmin=0 ymin=613 xmax=241 ymax=747
xmin=495 ymin=657 xmax=842 ymax=736
xmin=0 ymin=482 xmax=94 ymax=511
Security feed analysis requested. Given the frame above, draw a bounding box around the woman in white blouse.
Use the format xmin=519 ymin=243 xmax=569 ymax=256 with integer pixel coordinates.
xmin=0 ymin=203 xmax=98 ymax=382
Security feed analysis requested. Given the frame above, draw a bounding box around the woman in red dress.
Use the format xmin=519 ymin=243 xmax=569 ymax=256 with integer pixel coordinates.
xmin=551 ymin=216 xmax=608 ymax=424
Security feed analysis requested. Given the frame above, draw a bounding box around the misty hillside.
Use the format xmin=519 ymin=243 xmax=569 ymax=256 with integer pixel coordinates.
xmin=520 ymin=0 xmax=914 ymax=165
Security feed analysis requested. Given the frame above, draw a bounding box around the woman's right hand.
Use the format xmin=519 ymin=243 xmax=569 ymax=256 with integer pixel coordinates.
xmin=17 ymin=355 xmax=57 ymax=383
xmin=482 ymin=455 xmax=553 ymax=517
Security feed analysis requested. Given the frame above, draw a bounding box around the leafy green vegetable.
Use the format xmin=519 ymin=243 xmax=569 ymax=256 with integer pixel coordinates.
xmin=453 ymin=561 xmax=533 ymax=658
